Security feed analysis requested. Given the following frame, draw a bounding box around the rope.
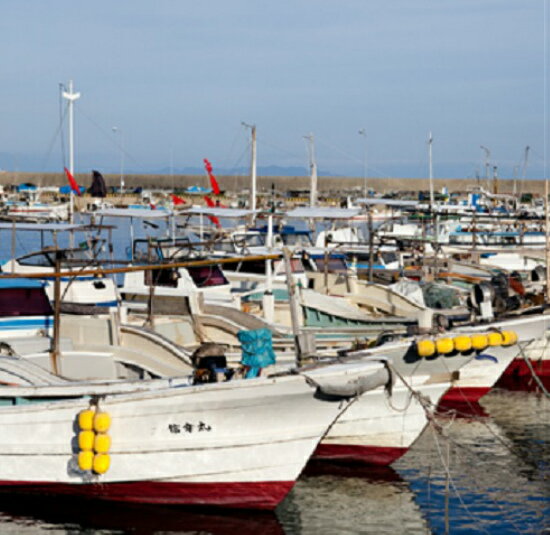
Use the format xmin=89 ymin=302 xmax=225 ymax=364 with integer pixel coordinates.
xmin=40 ymin=101 xmax=67 ymax=171
xmin=59 ymin=85 xmax=66 ymax=169
xmin=518 ymin=342 xmax=550 ymax=398
xmin=390 ymin=360 xmax=548 ymax=529
xmin=427 ymin=424 xmax=493 ymax=535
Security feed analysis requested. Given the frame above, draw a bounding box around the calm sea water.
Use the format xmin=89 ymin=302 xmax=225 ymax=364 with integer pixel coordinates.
xmin=0 ymin=390 xmax=547 ymax=534
xmin=0 ymin=218 xmax=548 ymax=534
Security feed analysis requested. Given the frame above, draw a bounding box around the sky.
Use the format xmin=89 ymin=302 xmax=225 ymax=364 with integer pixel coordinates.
xmin=1 ymin=1 xmax=549 ymax=179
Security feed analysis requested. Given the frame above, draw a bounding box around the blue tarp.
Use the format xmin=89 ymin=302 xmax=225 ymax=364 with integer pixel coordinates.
xmin=186 ymin=185 xmax=212 ymax=194
xmin=237 ymin=328 xmax=276 ymax=378
xmin=59 ymin=185 xmax=86 ymax=194
xmin=16 ymin=184 xmax=37 ymax=192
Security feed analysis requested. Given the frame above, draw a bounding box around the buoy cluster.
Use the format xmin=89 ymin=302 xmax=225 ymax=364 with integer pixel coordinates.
xmin=77 ymin=407 xmax=112 ymax=474
xmin=416 ymin=330 xmax=518 ymax=358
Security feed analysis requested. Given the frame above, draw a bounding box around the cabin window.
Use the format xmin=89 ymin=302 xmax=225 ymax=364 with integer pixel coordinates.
xmin=18 ymin=252 xmax=54 ymax=267
xmin=144 ymin=268 xmax=179 ymax=288
xmin=282 ymin=233 xmax=313 ymax=247
xmin=187 ymin=266 xmax=228 ymax=287
xmin=133 ymin=241 xmax=161 ymax=263
xmin=274 ymin=258 xmax=305 ymax=274
xmin=0 ymin=288 xmax=53 ymax=316
xmin=312 ymin=257 xmax=347 ymax=272
xmin=233 ymin=234 xmax=265 ymax=248
xmin=381 ymin=252 xmax=397 ymax=264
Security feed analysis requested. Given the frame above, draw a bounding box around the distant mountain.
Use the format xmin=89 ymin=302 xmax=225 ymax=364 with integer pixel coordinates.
xmin=155 ymin=165 xmax=335 ymax=177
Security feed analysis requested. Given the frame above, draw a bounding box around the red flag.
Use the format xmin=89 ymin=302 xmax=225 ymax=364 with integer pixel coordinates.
xmin=64 ymin=167 xmax=81 ymax=196
xmin=170 ymin=194 xmax=186 ymax=206
xmin=149 ymin=203 xmax=156 ymax=210
xmin=203 ymin=158 xmax=221 ymax=195
xmin=203 ymin=195 xmax=221 ymax=227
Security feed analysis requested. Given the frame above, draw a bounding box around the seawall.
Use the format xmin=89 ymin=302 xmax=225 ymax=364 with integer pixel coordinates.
xmin=0 ymin=171 xmax=545 ymax=195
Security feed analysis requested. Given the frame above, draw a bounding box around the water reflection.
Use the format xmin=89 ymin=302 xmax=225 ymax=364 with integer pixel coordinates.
xmin=395 ymin=390 xmax=550 ymax=534
xmin=0 ymin=496 xmax=283 ymax=535
xmin=279 ymin=464 xmax=431 ymax=534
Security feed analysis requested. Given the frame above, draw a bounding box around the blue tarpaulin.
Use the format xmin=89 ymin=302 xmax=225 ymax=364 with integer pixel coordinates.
xmin=237 ymin=328 xmax=276 ymax=378
xmin=59 ymin=185 xmax=86 ymax=195
xmin=186 ymin=185 xmax=212 ymax=194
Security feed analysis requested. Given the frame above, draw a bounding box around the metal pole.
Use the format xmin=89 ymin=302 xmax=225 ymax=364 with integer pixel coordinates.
xmin=428 ymin=132 xmax=434 ymax=209
xmin=282 ymin=247 xmax=302 ymax=362
xmin=62 ymin=80 xmax=80 ymax=224
xmin=112 ymin=127 xmax=124 ymax=195
xmin=10 ymin=220 xmax=16 ymax=273
xmin=242 ymin=122 xmax=257 ymax=223
xmin=251 ymin=125 xmax=257 ymax=213
xmin=368 ymin=207 xmax=374 ymax=282
xmin=50 ymin=252 xmax=62 ymax=375
xmin=546 ymin=180 xmax=550 ymax=302
xmin=304 ymin=133 xmax=318 ymax=208
xmin=359 ymin=129 xmax=367 ymax=198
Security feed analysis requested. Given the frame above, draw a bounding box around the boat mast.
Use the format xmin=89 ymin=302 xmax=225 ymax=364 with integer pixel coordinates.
xmin=428 ymin=132 xmax=434 ymax=209
xmin=304 ymin=133 xmax=318 ymax=207
xmin=62 ymin=80 xmax=80 ymax=223
xmin=358 ymin=129 xmax=367 ymax=198
xmin=242 ymin=122 xmax=257 ymax=218
xmin=480 ymin=145 xmax=491 ymax=192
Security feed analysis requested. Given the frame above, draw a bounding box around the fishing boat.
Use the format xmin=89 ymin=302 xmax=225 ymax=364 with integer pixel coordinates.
xmin=0 ymin=354 xmax=391 ymax=509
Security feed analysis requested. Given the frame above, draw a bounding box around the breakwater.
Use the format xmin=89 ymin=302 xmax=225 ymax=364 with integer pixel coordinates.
xmin=0 ymin=171 xmax=545 ymax=195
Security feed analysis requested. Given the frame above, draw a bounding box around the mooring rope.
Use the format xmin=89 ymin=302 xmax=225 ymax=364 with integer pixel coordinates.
xmin=518 ymin=341 xmax=550 ymax=398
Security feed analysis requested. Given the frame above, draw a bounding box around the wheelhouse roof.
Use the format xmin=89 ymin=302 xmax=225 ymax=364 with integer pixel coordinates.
xmin=93 ymin=208 xmax=172 ymax=219
xmin=0 ymin=222 xmax=88 ymax=232
xmin=355 ymin=198 xmax=419 ymax=208
xmin=180 ymin=207 xmax=259 ymax=219
xmin=285 ymin=207 xmax=361 ymax=219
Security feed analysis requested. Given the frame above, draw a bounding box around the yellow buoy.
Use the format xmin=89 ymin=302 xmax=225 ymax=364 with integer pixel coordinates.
xmin=78 ymin=409 xmax=95 ymax=431
xmin=417 ymin=339 xmax=436 ymax=357
xmin=501 ymin=330 xmax=518 ymax=346
xmin=93 ymin=453 xmax=111 ymax=475
xmin=453 ymin=335 xmax=472 ymax=353
xmin=78 ymin=450 xmax=94 ymax=471
xmin=94 ymin=433 xmax=111 ymax=454
xmin=93 ymin=411 xmax=112 ymax=434
xmin=78 ymin=430 xmax=95 ymax=451
xmin=471 ymin=334 xmax=489 ymax=351
xmin=436 ymin=337 xmax=454 ymax=355
xmin=488 ymin=332 xmax=503 ymax=346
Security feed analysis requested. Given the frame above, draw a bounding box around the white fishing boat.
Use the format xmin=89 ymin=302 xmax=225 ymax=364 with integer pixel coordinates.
xmin=317 ymin=313 xmax=548 ymax=463
xmin=0 ymin=357 xmax=389 ymax=510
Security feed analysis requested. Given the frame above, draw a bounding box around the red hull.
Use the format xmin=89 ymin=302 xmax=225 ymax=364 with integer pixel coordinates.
xmin=496 ymin=358 xmax=550 ymax=392
xmin=313 ymin=443 xmax=408 ymax=466
xmin=438 ymin=386 xmax=491 ymax=407
xmin=0 ymin=480 xmax=295 ymax=510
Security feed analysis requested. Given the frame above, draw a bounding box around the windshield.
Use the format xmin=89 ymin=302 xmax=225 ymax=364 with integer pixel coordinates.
xmin=187 ymin=265 xmax=228 ymax=288
xmin=282 ymin=233 xmax=313 ymax=246
xmin=0 ymin=288 xmax=53 ymax=316
xmin=233 ymin=234 xmax=265 ymax=247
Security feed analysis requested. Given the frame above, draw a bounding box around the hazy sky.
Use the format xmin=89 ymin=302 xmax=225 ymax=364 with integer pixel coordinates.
xmin=1 ymin=1 xmax=549 ymax=179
